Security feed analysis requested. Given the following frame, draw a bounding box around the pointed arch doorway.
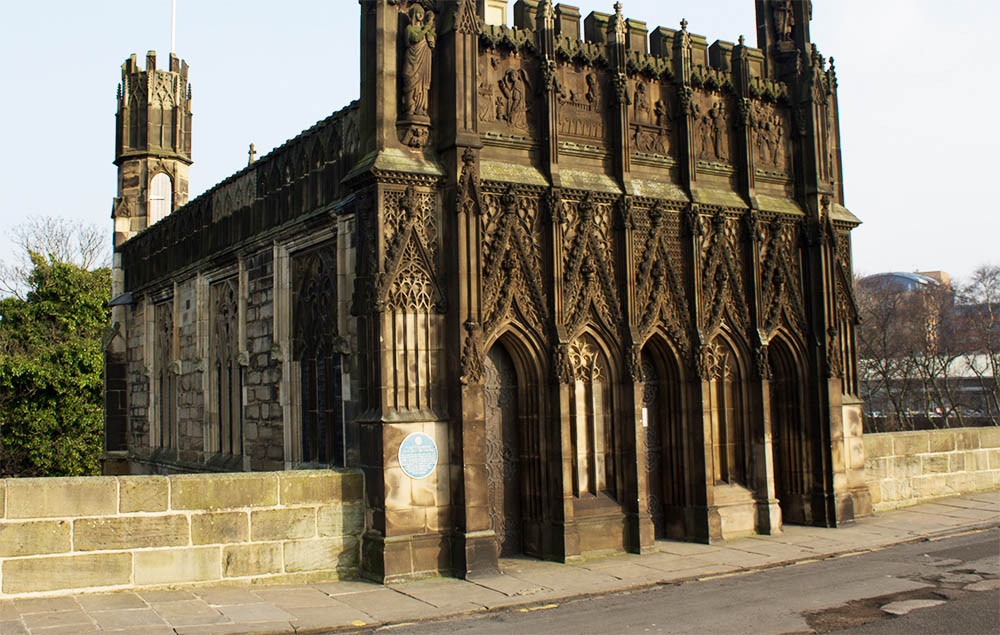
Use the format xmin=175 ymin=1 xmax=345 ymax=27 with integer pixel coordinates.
xmin=768 ymin=336 xmax=811 ymax=524
xmin=483 ymin=342 xmax=523 ymax=557
xmin=639 ymin=338 xmax=687 ymax=539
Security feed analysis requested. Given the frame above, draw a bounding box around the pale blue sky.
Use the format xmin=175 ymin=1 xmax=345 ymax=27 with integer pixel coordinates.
xmin=0 ymin=1 xmax=994 ymax=283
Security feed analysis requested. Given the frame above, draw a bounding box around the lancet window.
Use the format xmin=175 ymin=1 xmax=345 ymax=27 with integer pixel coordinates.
xmin=292 ymin=246 xmax=344 ymax=467
xmin=154 ymin=301 xmax=176 ymax=449
xmin=568 ymin=336 xmax=617 ymax=499
xmin=211 ymin=277 xmax=242 ymax=456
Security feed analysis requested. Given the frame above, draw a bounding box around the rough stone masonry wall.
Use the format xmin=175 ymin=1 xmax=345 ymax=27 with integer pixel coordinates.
xmin=0 ymin=470 xmax=362 ymax=598
xmin=864 ymin=427 xmax=1000 ymax=512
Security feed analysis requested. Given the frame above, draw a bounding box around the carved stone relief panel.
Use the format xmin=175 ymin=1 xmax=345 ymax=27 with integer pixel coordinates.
xmin=693 ymin=92 xmax=734 ymax=165
xmin=481 ymin=186 xmax=548 ymax=340
xmin=479 ymin=51 xmax=537 ymax=137
xmin=630 ymin=80 xmax=675 ymax=157
xmin=750 ymin=102 xmax=790 ymax=176
xmin=562 ymin=194 xmax=621 ymax=338
xmin=378 ymin=186 xmax=444 ymax=314
xmin=557 ymin=67 xmax=607 ymax=141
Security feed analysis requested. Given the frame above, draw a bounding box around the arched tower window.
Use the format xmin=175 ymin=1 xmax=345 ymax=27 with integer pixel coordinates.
xmin=149 ymin=173 xmax=172 ymax=225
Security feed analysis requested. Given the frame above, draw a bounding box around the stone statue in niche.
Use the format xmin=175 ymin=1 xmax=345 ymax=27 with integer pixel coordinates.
xmin=633 ymin=81 xmax=651 ymax=124
xmin=478 ymin=57 xmax=499 ymax=123
xmin=401 ymin=4 xmax=436 ymax=119
xmin=496 ymin=69 xmax=531 ymax=130
xmin=773 ymin=0 xmax=795 ymax=42
xmin=751 ymin=103 xmax=787 ymax=170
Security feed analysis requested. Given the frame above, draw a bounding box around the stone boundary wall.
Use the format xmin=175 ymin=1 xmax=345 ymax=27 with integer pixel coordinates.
xmin=865 ymin=427 xmax=1000 ymax=512
xmin=0 ymin=470 xmax=363 ymax=598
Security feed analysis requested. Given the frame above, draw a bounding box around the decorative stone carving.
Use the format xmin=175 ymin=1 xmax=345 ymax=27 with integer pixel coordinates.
xmin=699 ymin=210 xmax=749 ymax=337
xmin=481 ymin=186 xmax=549 ymax=338
xmin=773 ymin=0 xmax=795 ymax=42
xmin=751 ymin=102 xmax=788 ymax=172
xmin=496 ymin=68 xmax=532 ymax=130
xmin=567 ymin=338 xmax=602 ymax=382
xmin=457 ymin=148 xmax=483 ymax=216
xmin=634 ymin=203 xmax=690 ymax=354
xmin=379 ymin=186 xmax=445 ymax=313
xmin=459 ymin=320 xmax=484 ymax=385
xmin=562 ymin=193 xmax=621 ymax=338
xmin=759 ymin=217 xmax=806 ymax=336
xmin=632 ymin=83 xmax=674 ymax=156
xmin=694 ymin=95 xmax=731 ymax=163
xmin=401 ymin=4 xmax=435 ymax=119
xmin=558 ymin=72 xmax=605 ymax=139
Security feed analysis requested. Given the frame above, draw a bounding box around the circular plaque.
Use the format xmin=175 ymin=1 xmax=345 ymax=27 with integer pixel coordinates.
xmin=397 ymin=432 xmax=438 ymax=480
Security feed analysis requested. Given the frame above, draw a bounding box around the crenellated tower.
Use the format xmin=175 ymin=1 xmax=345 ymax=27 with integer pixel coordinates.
xmin=112 ymin=51 xmax=193 ymax=249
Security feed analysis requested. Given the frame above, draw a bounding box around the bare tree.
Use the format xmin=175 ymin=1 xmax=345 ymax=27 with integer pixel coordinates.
xmin=856 ymin=275 xmax=918 ymax=430
xmin=959 ymin=264 xmax=1000 ymax=424
xmin=0 ymin=217 xmax=109 ymax=299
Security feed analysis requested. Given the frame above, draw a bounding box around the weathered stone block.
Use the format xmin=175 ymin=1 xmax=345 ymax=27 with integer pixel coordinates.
xmin=977 ymin=425 xmax=1000 ymax=449
xmin=988 ymin=449 xmax=1000 ymax=470
xmin=0 ymin=520 xmax=71 ymax=557
xmin=928 ymin=432 xmax=955 ymax=453
xmin=964 ymin=450 xmax=990 ymax=473
xmin=892 ymin=432 xmax=929 ymax=456
xmin=133 ymin=546 xmax=222 ymax=585
xmin=898 ymin=455 xmax=923 ymax=478
xmin=0 ymin=480 xmax=5 ymax=518
xmin=119 ymin=476 xmax=169 ymax=513
xmin=955 ymin=430 xmax=982 ymax=451
xmin=922 ymin=454 xmax=949 ymax=474
xmin=170 ymin=473 xmax=278 ymax=510
xmin=283 ymin=537 xmax=359 ymax=572
xmin=223 ymin=543 xmax=282 ymax=577
xmin=279 ymin=470 xmax=362 ymax=505
xmin=251 ymin=507 xmax=315 ymax=541
xmin=74 ymin=515 xmax=189 ymax=551
xmin=191 ymin=510 xmax=249 ymax=545
xmin=317 ymin=503 xmax=365 ymax=537
xmin=864 ymin=434 xmax=892 ymax=459
xmin=2 ymin=553 xmax=131 ymax=594
xmin=4 ymin=477 xmax=117 ymax=519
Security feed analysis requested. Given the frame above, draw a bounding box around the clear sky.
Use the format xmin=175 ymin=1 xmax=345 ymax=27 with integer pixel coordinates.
xmin=0 ymin=1 xmax=995 ymax=283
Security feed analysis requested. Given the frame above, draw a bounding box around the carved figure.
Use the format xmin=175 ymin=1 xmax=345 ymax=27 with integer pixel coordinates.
xmin=496 ymin=69 xmax=531 ymax=130
xmin=585 ymin=73 xmax=601 ymax=105
xmin=401 ymin=5 xmax=436 ymax=118
xmin=710 ymin=102 xmax=729 ymax=161
xmin=773 ymin=0 xmax=795 ymax=42
xmin=633 ymin=82 xmax=650 ymax=124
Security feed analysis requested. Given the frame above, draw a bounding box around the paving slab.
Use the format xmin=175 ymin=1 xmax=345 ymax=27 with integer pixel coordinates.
xmin=75 ymin=592 xmax=148 ymax=611
xmin=333 ymin=588 xmax=439 ymax=622
xmin=149 ymin=599 xmax=227 ymax=627
xmin=0 ymin=600 xmax=20 ymax=621
xmin=0 ymin=620 xmax=29 ymax=635
xmin=175 ymin=621 xmax=294 ymax=634
xmin=20 ymin=608 xmax=94 ymax=631
xmin=194 ymin=587 xmax=263 ymax=606
xmin=467 ymin=573 xmax=550 ymax=598
xmin=12 ymin=597 xmax=80 ymax=614
xmin=88 ymin=608 xmax=169 ymax=630
xmin=312 ymin=579 xmax=385 ymax=596
xmin=251 ymin=586 xmax=345 ymax=608
xmin=136 ymin=589 xmax=198 ymax=603
xmin=285 ymin=603 xmax=372 ymax=629
xmin=215 ymin=602 xmax=296 ymax=623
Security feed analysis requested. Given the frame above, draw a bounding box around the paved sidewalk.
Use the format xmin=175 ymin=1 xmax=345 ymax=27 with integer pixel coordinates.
xmin=2 ymin=491 xmax=997 ymax=635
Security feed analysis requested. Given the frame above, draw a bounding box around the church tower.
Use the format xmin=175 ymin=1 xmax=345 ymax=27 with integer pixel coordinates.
xmin=104 ymin=51 xmax=192 ymax=475
xmin=112 ymin=51 xmax=192 ymax=249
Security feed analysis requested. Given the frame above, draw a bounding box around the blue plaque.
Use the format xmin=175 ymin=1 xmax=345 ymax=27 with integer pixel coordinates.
xmin=398 ymin=432 xmax=438 ymax=480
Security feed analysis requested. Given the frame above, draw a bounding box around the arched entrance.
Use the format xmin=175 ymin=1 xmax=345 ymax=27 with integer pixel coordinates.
xmin=639 ymin=339 xmax=687 ymax=539
xmin=768 ymin=336 xmax=810 ymax=524
xmin=483 ymin=342 xmax=523 ymax=556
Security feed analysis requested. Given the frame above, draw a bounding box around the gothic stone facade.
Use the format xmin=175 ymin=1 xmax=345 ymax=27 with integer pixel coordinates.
xmin=104 ymin=0 xmax=870 ymax=582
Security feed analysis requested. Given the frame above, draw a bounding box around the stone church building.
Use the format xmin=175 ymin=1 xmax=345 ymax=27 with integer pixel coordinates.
xmin=103 ymin=0 xmax=870 ymax=581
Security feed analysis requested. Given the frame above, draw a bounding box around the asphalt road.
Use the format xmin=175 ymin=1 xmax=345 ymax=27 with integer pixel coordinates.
xmin=374 ymin=528 xmax=999 ymax=635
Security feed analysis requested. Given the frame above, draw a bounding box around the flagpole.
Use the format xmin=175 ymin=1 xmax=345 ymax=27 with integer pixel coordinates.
xmin=170 ymin=0 xmax=176 ymax=54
